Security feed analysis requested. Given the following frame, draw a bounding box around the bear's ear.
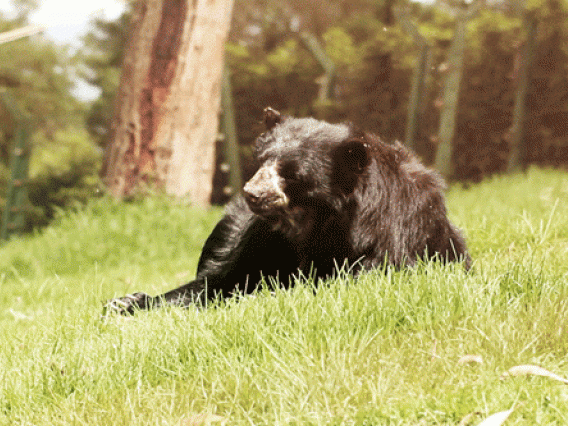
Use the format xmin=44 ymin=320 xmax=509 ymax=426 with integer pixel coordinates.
xmin=263 ymin=107 xmax=282 ymax=131
xmin=336 ymin=139 xmax=370 ymax=175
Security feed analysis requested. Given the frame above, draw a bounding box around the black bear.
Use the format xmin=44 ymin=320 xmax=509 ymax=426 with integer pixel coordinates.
xmin=106 ymin=108 xmax=470 ymax=314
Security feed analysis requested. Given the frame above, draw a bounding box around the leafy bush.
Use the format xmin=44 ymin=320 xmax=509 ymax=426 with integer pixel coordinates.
xmin=0 ymin=126 xmax=103 ymax=231
xmin=0 ymin=10 xmax=101 ymax=233
xmin=26 ymin=126 xmax=103 ymax=228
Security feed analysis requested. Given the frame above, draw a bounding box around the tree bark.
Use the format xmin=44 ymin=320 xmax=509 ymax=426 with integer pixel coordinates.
xmin=103 ymin=0 xmax=235 ymax=206
xmin=506 ymin=13 xmax=537 ymax=173
xmin=434 ymin=7 xmax=468 ymax=178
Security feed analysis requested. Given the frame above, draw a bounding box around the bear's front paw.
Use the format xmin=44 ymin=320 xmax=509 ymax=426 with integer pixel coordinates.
xmin=103 ymin=292 xmax=153 ymax=316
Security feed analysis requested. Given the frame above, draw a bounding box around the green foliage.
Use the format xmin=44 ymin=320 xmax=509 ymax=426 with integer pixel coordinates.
xmin=78 ymin=9 xmax=132 ymax=146
xmin=0 ymin=122 xmax=102 ymax=231
xmin=224 ymin=1 xmax=418 ymax=180
xmin=0 ymin=5 xmax=102 ymax=231
xmin=0 ymin=161 xmax=9 ymax=214
xmin=3 ymin=0 xmax=568 ymax=232
xmin=68 ymin=0 xmax=568 ymax=196
xmin=1 ymin=168 xmax=568 ymax=424
xmin=26 ymin=127 xmax=102 ymax=228
xmin=225 ymin=0 xmax=568 ymax=180
xmin=451 ymin=0 xmax=568 ymax=180
xmin=0 ymin=28 xmax=80 ymax=129
xmin=9 ymin=0 xmax=38 ymax=19
xmin=342 ymin=20 xmax=415 ymax=139
xmin=322 ymin=27 xmax=359 ymax=67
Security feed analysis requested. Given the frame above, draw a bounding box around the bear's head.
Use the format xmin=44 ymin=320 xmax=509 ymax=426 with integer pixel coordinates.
xmin=243 ymin=108 xmax=371 ymax=233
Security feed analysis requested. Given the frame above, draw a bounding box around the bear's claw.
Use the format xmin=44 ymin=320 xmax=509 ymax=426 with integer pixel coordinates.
xmin=103 ymin=292 xmax=152 ymax=316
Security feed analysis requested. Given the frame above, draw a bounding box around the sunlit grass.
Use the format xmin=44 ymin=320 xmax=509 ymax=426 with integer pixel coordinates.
xmin=1 ymin=167 xmax=568 ymax=425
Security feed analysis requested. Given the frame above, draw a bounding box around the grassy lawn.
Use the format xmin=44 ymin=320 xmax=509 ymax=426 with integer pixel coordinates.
xmin=1 ymin=167 xmax=568 ymax=425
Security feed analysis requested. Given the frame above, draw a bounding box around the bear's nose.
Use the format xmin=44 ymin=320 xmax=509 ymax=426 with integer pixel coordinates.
xmin=243 ymin=163 xmax=289 ymax=214
xmin=243 ymin=184 xmax=281 ymax=208
xmin=242 ymin=187 xmax=261 ymax=204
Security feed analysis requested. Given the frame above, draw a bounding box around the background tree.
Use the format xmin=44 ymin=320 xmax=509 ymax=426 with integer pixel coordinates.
xmin=0 ymin=2 xmax=100 ymax=229
xmin=79 ymin=8 xmax=132 ymax=147
xmin=506 ymin=11 xmax=537 ymax=172
xmin=81 ymin=0 xmax=568 ymax=186
xmin=102 ymin=0 xmax=235 ymax=206
xmin=521 ymin=0 xmax=568 ymax=169
xmin=433 ymin=2 xmax=478 ymax=177
xmin=3 ymin=0 xmax=568 ymax=236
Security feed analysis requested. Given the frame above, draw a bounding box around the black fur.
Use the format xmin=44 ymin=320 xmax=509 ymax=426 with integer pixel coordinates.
xmin=105 ymin=109 xmax=470 ymax=314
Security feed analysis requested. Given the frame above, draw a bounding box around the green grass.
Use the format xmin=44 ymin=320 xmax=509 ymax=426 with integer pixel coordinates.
xmin=1 ymin=167 xmax=568 ymax=425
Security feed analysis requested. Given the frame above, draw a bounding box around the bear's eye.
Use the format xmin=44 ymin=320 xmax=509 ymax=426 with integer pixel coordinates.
xmin=279 ymin=161 xmax=300 ymax=182
xmin=279 ymin=161 xmax=315 ymax=198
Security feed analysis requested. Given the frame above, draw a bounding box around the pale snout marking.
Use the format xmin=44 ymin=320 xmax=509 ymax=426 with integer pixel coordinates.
xmin=243 ymin=161 xmax=289 ymax=208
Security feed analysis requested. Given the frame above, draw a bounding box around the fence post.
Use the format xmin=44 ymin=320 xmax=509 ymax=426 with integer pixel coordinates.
xmin=220 ymin=65 xmax=243 ymax=196
xmin=433 ymin=1 xmax=481 ymax=177
xmin=299 ymin=32 xmax=336 ymax=102
xmin=506 ymin=13 xmax=538 ymax=173
xmin=1 ymin=90 xmax=31 ymax=242
xmin=396 ymin=7 xmax=432 ymax=151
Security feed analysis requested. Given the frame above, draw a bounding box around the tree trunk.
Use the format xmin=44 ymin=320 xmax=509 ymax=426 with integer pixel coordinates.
xmin=433 ymin=1 xmax=483 ymax=177
xmin=506 ymin=13 xmax=537 ymax=173
xmin=103 ymin=0 xmax=235 ymax=206
xmin=396 ymin=7 xmax=431 ymax=151
xmin=434 ymin=7 xmax=468 ymax=178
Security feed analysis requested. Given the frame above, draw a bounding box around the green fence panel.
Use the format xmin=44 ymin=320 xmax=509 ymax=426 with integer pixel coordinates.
xmin=1 ymin=90 xmax=31 ymax=242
